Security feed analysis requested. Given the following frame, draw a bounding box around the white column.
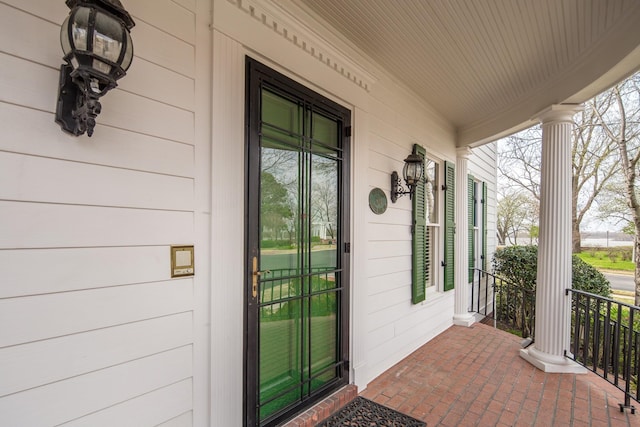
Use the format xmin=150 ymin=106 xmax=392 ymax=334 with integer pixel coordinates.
xmin=453 ymin=147 xmax=475 ymax=326
xmin=520 ymin=104 xmax=586 ymax=373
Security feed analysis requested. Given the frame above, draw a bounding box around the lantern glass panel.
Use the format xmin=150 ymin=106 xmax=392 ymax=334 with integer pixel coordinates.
xmin=404 ymin=162 xmax=419 ymax=185
xmin=93 ymin=12 xmax=124 ymax=63
xmin=121 ymin=31 xmax=134 ymax=71
xmin=72 ymin=7 xmax=90 ymax=51
xmin=61 ymin=16 xmax=72 ymax=56
xmin=92 ymin=59 xmax=112 ymax=76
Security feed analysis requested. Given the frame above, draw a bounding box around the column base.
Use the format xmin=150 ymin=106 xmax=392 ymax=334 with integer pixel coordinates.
xmin=452 ymin=313 xmax=475 ymax=327
xmin=520 ymin=347 xmax=587 ymax=373
xmin=351 ymin=362 xmax=368 ymax=390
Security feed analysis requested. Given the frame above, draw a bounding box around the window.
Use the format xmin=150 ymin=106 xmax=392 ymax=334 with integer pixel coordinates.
xmin=468 ymin=176 xmax=477 ymax=283
xmin=411 ymin=144 xmax=446 ymax=302
xmin=411 ymin=150 xmax=489 ymax=302
xmin=468 ymin=177 xmax=488 ymax=281
xmin=424 ymin=158 xmax=438 ymax=289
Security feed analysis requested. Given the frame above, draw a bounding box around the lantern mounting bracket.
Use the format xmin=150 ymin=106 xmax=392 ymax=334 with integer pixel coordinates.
xmin=55 ymin=64 xmax=103 ymax=137
xmin=390 ymin=152 xmax=424 ymax=203
xmin=391 ymin=171 xmax=412 ymax=203
xmin=55 ymin=0 xmax=134 ymax=137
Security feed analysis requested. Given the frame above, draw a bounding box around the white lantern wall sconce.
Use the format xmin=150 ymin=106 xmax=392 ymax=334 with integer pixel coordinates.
xmin=390 ymin=151 xmax=424 ymax=203
xmin=55 ymin=0 xmax=135 ymax=137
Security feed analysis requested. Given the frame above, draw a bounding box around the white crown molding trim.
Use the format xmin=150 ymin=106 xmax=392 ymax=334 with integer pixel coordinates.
xmin=226 ymin=0 xmax=375 ymax=92
xmin=269 ymin=0 xmax=457 ymax=138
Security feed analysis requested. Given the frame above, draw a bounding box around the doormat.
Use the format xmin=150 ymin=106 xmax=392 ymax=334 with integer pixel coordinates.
xmin=316 ymin=396 xmax=426 ymax=427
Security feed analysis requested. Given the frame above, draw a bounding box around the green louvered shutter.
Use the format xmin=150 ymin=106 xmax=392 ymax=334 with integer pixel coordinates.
xmin=468 ymin=176 xmax=475 ymax=283
xmin=412 ymin=144 xmax=427 ymax=304
xmin=482 ymin=182 xmax=488 ymax=271
xmin=443 ymin=161 xmax=455 ymax=291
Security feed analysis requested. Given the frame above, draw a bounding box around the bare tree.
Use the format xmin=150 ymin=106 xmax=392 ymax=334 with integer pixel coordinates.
xmin=498 ymin=127 xmax=541 ymax=201
xmin=570 ymin=98 xmax=620 ymax=252
xmin=499 ymin=97 xmax=621 ymax=253
xmin=591 ymin=74 xmax=640 ymax=304
xmin=497 ymin=190 xmax=534 ymax=246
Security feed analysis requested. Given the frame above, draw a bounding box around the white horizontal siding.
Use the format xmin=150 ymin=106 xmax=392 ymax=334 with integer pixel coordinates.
xmin=0 ymin=52 xmax=56 ymax=112
xmin=59 ymin=379 xmax=193 ymax=427
xmin=0 ymin=202 xmax=193 ymax=249
xmin=368 ymin=284 xmax=413 ymax=313
xmin=469 ymin=142 xmax=498 ymax=261
xmin=366 ymin=256 xmax=408 ymax=278
xmin=0 ymin=1 xmax=199 ymax=425
xmin=368 ymin=223 xmax=411 ymax=241
xmin=367 ymin=206 xmax=412 ymax=228
xmin=368 ymin=240 xmax=412 ymax=259
xmin=0 ymin=247 xmax=173 ymax=298
xmin=0 ymin=346 xmax=192 ymax=426
xmin=122 ymin=57 xmax=195 ymax=111
xmin=367 ymin=270 xmax=411 ymax=296
xmin=173 ymin=0 xmax=196 ymax=13
xmin=100 ymin=89 xmax=195 ymax=143
xmin=134 ymin=20 xmax=195 ymax=78
xmin=0 ymin=0 xmax=65 ymax=23
xmin=0 ymin=280 xmax=193 ymax=348
xmin=157 ymin=411 xmax=194 ymax=427
xmin=127 ymin=0 xmax=196 ymax=44
xmin=0 ymin=152 xmax=193 ymax=211
xmin=0 ymin=3 xmax=61 ymax=66
xmin=0 ymin=104 xmax=194 ymax=177
xmin=0 ymin=313 xmax=193 ymax=397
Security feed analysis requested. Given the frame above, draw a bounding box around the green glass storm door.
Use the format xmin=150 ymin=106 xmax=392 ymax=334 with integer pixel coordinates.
xmin=245 ymin=58 xmax=351 ymax=427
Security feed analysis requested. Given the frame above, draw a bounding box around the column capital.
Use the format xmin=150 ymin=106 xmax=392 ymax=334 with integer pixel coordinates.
xmin=456 ymin=146 xmax=473 ymax=159
xmin=534 ymin=104 xmax=584 ymax=125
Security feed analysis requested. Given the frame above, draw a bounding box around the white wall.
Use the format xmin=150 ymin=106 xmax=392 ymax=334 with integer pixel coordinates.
xmin=469 ymin=142 xmax=498 ymax=265
xmin=0 ymin=0 xmax=497 ymax=425
xmin=0 ymin=0 xmax=211 ymax=425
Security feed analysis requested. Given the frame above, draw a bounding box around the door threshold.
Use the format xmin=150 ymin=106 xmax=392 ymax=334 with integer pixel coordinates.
xmin=281 ymin=384 xmax=358 ymax=427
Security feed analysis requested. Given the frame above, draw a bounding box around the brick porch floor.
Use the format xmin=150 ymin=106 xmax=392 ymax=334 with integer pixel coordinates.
xmin=359 ymin=323 xmax=640 ymax=427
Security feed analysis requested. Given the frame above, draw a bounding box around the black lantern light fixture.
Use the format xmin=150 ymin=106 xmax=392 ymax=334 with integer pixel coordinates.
xmin=390 ymin=152 xmax=424 ymax=203
xmin=55 ymin=0 xmax=135 ymax=137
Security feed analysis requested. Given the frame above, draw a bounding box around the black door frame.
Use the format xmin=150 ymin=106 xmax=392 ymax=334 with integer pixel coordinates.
xmin=244 ymin=57 xmax=351 ymax=427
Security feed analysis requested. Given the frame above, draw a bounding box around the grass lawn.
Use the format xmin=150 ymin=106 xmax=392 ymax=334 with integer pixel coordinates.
xmin=576 ymin=250 xmax=635 ymax=272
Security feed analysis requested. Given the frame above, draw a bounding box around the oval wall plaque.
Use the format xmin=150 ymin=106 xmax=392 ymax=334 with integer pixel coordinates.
xmin=369 ymin=187 xmax=388 ymax=215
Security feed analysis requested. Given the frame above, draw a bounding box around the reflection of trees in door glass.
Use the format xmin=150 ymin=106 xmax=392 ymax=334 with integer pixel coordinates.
xmin=261 ymin=147 xmax=299 ymax=248
xmin=311 ymin=155 xmax=337 ymax=243
xmin=260 ymin=171 xmax=292 ymax=241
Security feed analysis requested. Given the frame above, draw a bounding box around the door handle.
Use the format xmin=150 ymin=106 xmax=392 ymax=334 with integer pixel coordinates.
xmin=251 ymin=256 xmax=271 ymax=298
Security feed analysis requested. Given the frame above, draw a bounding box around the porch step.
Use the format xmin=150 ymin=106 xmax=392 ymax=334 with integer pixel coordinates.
xmin=281 ymin=384 xmax=358 ymax=427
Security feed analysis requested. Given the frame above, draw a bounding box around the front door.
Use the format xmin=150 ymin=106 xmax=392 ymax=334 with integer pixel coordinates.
xmin=245 ymin=58 xmax=351 ymax=427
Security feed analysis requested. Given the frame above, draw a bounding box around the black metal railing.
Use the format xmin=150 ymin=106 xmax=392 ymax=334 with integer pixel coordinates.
xmin=471 ymin=268 xmax=536 ymax=339
xmin=470 ymin=268 xmax=493 ymax=316
xmin=471 ymin=273 xmax=640 ymax=410
xmin=259 ymin=268 xmax=337 ymax=321
xmin=567 ymin=289 xmax=640 ymax=411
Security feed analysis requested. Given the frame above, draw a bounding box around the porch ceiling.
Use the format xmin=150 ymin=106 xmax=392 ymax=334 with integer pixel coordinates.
xmin=288 ymin=0 xmax=640 ymax=146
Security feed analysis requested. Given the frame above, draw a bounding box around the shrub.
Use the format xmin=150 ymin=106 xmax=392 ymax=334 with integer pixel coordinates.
xmin=491 ymin=245 xmax=538 ymax=291
xmin=492 ymin=245 xmax=611 ymax=298
xmin=572 ymin=256 xmax=611 ymax=297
